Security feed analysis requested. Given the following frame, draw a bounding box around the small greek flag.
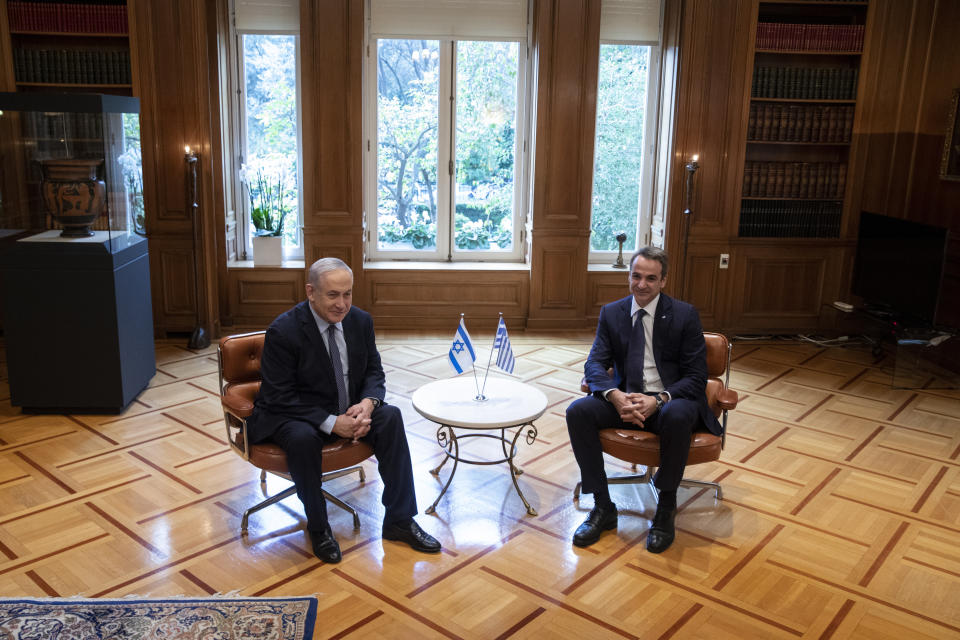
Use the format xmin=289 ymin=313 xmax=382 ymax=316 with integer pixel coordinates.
xmin=493 ymin=317 xmax=515 ymax=374
xmin=448 ymin=317 xmax=476 ymax=375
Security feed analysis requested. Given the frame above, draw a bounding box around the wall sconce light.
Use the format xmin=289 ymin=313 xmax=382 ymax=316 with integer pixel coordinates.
xmin=680 ymin=154 xmax=700 ymax=294
xmin=683 ymin=154 xmax=699 ymax=217
xmin=184 ymin=145 xmax=209 ymax=350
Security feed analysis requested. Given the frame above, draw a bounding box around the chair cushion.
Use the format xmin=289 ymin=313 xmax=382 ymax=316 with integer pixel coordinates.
xmin=599 ymin=428 xmax=722 ymax=467
xmin=234 ymin=431 xmax=374 ymax=476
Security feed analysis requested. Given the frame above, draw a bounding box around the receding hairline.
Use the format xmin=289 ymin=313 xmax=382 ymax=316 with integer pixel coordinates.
xmin=308 ymin=258 xmax=353 ymax=288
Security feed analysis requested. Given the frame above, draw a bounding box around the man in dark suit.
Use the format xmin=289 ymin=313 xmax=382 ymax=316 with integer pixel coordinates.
xmin=248 ymin=257 xmax=440 ymax=563
xmin=566 ymin=246 xmax=721 ymax=553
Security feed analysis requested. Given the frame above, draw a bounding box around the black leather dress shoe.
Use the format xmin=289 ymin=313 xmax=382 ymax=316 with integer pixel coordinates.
xmin=646 ymin=502 xmax=676 ymax=554
xmin=310 ymin=528 xmax=342 ymax=563
xmin=573 ymin=503 xmax=618 ymax=547
xmin=382 ymin=519 xmax=441 ymax=553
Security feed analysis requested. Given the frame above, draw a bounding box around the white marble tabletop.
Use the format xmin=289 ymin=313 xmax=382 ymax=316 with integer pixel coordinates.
xmin=411 ymin=376 xmax=548 ymax=429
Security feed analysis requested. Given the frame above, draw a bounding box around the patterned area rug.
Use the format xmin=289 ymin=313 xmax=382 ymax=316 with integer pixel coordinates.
xmin=0 ymin=596 xmax=317 ymax=639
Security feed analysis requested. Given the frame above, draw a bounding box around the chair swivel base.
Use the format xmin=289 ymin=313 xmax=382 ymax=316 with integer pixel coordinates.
xmin=572 ymin=466 xmax=722 ymax=502
xmin=240 ymin=464 xmax=367 ymax=532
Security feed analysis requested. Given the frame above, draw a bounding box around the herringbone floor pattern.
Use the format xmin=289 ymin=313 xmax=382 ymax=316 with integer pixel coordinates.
xmin=1 ymin=331 xmax=959 ymax=639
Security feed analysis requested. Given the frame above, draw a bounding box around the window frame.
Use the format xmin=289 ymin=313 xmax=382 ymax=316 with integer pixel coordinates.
xmin=588 ymin=41 xmax=661 ymax=263
xmin=363 ymin=36 xmax=530 ymax=263
xmin=227 ymin=11 xmax=305 ymax=261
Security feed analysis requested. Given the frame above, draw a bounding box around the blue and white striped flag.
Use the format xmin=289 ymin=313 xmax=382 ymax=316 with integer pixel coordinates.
xmin=493 ymin=317 xmax=515 ymax=374
xmin=448 ymin=317 xmax=476 ymax=375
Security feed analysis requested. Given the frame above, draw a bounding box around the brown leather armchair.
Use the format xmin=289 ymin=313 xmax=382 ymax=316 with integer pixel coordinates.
xmin=218 ymin=331 xmax=374 ymax=532
xmin=573 ymin=332 xmax=738 ymax=501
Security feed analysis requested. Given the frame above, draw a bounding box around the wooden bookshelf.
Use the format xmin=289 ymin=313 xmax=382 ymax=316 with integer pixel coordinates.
xmin=739 ymin=0 xmax=868 ymax=239
xmin=6 ymin=0 xmax=131 ymax=95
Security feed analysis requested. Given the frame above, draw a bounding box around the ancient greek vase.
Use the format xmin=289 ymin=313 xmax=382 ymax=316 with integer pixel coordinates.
xmin=41 ymin=158 xmax=106 ymax=238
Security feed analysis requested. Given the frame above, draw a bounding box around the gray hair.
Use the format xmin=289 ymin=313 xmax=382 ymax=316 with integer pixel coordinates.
xmin=629 ymin=246 xmax=669 ymax=278
xmin=308 ymin=257 xmax=353 ymax=287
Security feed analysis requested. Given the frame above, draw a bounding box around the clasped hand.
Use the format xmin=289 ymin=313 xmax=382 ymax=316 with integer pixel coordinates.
xmin=609 ymin=390 xmax=658 ymax=426
xmin=332 ymin=398 xmax=375 ymax=442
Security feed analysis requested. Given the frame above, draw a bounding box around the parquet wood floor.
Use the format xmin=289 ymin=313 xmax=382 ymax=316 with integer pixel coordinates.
xmin=1 ymin=332 xmax=959 ymax=639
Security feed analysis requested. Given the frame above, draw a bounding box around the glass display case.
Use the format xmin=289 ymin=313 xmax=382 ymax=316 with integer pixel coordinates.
xmin=0 ymin=92 xmax=154 ymax=412
xmin=0 ymin=91 xmax=144 ymax=253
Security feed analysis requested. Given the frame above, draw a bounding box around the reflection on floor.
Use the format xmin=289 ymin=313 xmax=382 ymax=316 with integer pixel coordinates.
xmin=1 ymin=331 xmax=959 ymax=639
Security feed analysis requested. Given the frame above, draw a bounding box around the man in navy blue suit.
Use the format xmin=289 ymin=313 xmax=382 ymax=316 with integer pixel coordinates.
xmin=566 ymin=247 xmax=721 ymax=553
xmin=248 ymin=258 xmax=440 ymax=563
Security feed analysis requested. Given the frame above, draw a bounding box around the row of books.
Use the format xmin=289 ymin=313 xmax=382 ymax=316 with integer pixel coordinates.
xmin=752 ymin=66 xmax=858 ymax=100
xmin=756 ymin=23 xmax=864 ymax=52
xmin=739 ymin=201 xmax=842 ymax=238
xmin=13 ymin=47 xmax=131 ymax=85
xmin=747 ymin=103 xmax=854 ymax=143
xmin=7 ymin=1 xmax=127 ymax=34
xmin=18 ymin=110 xmax=104 ymax=142
xmin=743 ymin=161 xmax=847 ymax=199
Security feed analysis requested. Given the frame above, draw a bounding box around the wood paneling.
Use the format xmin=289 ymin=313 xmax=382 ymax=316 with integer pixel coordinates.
xmin=299 ymin=0 xmax=365 ymax=305
xmin=130 ymin=0 xmax=220 ymax=337
xmin=0 ymin=0 xmax=14 ymax=90
xmin=727 ymin=244 xmax=844 ymax=332
xmin=363 ymin=270 xmax=529 ymax=329
xmin=527 ymin=1 xmax=599 ymax=329
xmin=226 ymin=267 xmax=305 ymax=330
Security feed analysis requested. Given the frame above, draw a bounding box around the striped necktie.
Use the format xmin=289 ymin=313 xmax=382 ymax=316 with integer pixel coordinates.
xmin=326 ymin=325 xmax=349 ymax=414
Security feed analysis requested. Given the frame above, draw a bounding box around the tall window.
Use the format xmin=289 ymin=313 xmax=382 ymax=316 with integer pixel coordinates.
xmin=240 ymin=34 xmax=301 ymax=256
xmin=366 ymin=1 xmax=528 ymax=262
xmin=590 ymin=45 xmax=654 ymax=254
xmin=589 ymin=0 xmax=662 ymax=259
xmin=230 ymin=0 xmax=302 ymax=260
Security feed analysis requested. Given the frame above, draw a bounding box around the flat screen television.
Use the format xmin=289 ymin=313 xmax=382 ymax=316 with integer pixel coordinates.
xmin=851 ymin=211 xmax=949 ymax=324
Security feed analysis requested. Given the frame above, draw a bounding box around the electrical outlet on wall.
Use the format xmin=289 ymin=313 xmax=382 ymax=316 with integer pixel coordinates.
xmin=719 ymin=253 xmax=730 ymax=269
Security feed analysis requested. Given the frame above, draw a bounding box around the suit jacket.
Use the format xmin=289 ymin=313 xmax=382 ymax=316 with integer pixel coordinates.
xmin=584 ymin=293 xmax=721 ymax=435
xmin=247 ymin=301 xmax=386 ymax=444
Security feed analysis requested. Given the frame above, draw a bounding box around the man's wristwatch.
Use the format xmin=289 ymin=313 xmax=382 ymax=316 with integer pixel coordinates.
xmin=655 ymin=392 xmax=668 ymax=412
xmin=367 ymin=397 xmax=382 ymax=409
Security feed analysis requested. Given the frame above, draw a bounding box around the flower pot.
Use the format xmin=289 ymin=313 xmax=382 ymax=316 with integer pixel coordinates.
xmin=252 ymin=235 xmax=283 ymax=266
xmin=41 ymin=158 xmax=106 ymax=238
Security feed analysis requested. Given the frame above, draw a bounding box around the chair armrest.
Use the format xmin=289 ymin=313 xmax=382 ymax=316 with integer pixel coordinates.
xmin=222 ymin=391 xmax=255 ymax=418
xmin=717 ymin=388 xmax=738 ymax=411
xmin=580 ymin=377 xmax=589 ymax=394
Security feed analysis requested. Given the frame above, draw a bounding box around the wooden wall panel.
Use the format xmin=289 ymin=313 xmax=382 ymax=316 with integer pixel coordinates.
xmin=227 ymin=268 xmax=305 ymax=330
xmin=130 ymin=0 xmax=220 ymax=337
xmin=727 ymin=245 xmax=843 ymax=331
xmin=0 ymin=0 xmax=13 ymax=90
xmin=585 ymin=271 xmax=629 ymax=322
xmin=147 ymin=237 xmax=198 ymax=332
xmin=299 ymin=0 xmax=365 ymax=304
xmin=527 ymin=0 xmax=599 ymax=330
xmin=363 ymin=270 xmax=529 ymax=329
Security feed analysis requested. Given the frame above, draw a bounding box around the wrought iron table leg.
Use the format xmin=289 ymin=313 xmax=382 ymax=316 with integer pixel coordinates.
xmin=507 ymin=423 xmax=538 ymax=515
xmin=426 ymin=426 xmax=459 ymax=514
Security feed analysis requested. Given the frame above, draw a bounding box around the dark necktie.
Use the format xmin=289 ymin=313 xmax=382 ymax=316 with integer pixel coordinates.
xmin=625 ymin=309 xmax=646 ymax=393
xmin=326 ymin=325 xmax=349 ymax=414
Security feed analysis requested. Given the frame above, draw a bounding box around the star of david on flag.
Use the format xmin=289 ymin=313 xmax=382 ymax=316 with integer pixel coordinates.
xmin=448 ymin=317 xmax=476 ymax=375
xmin=493 ymin=316 xmax=515 ymax=374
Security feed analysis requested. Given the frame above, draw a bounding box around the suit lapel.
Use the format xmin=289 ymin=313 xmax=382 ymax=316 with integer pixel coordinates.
xmin=652 ymin=294 xmax=672 ymax=373
xmin=617 ymin=296 xmax=633 ymax=349
xmin=341 ymin=309 xmax=363 ymax=394
xmin=298 ymin=302 xmax=334 ymax=382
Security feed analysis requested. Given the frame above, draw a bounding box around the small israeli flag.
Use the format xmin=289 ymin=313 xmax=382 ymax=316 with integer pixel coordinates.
xmin=493 ymin=317 xmax=515 ymax=374
xmin=448 ymin=317 xmax=476 ymax=375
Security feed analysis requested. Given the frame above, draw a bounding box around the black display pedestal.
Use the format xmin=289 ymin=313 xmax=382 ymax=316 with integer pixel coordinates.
xmin=1 ymin=232 xmax=156 ymax=412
